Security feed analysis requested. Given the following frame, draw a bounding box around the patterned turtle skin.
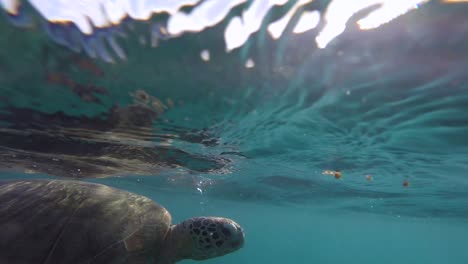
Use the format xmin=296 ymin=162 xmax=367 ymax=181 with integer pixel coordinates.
xmin=0 ymin=180 xmax=244 ymax=264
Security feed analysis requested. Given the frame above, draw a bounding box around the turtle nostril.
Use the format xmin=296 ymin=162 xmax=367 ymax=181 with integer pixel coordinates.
xmin=222 ymin=222 xmax=239 ymax=237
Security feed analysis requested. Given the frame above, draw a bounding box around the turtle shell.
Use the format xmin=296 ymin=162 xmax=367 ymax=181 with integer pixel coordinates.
xmin=0 ymin=179 xmax=172 ymax=264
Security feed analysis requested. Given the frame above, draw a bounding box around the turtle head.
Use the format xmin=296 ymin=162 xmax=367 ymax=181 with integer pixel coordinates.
xmin=168 ymin=217 xmax=244 ymax=262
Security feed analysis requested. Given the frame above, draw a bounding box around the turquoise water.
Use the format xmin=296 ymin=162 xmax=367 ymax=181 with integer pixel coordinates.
xmin=1 ymin=0 xmax=468 ymax=263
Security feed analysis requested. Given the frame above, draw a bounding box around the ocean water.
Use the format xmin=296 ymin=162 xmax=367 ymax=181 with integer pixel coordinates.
xmin=1 ymin=0 xmax=468 ymax=263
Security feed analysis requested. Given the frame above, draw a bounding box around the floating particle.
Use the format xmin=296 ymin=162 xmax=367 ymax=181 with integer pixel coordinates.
xmin=245 ymin=58 xmax=255 ymax=68
xmin=139 ymin=35 xmax=147 ymax=46
xmin=151 ymin=96 xmax=167 ymax=114
xmin=366 ymin=175 xmax=373 ymax=181
xmin=73 ymin=57 xmax=104 ymax=77
xmin=166 ymin=98 xmax=175 ymax=108
xmin=46 ymin=72 xmax=66 ymax=84
xmin=132 ymin=89 xmax=151 ymax=105
xmin=334 ymin=170 xmax=342 ymax=179
xmin=403 ymin=180 xmax=409 ymax=187
xmin=322 ymin=170 xmax=342 ymax=179
xmin=70 ymin=83 xmax=107 ymax=103
xmin=200 ymin=50 xmax=210 ymax=62
xmin=45 ymin=72 xmax=76 ymax=87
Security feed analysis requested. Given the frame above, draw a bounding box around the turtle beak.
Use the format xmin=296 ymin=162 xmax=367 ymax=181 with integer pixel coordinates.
xmin=225 ymin=221 xmax=245 ymax=250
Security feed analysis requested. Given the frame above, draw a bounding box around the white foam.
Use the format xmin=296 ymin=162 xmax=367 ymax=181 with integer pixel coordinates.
xmin=293 ymin=10 xmax=320 ymax=34
xmin=1 ymin=0 xmax=20 ymax=14
xmin=3 ymin=0 xmax=431 ymax=54
xmin=225 ymin=0 xmax=288 ymax=52
xmin=267 ymin=0 xmax=313 ymax=39
xmin=27 ymin=0 xmax=201 ymax=34
xmin=357 ymin=0 xmax=428 ymax=30
xmin=316 ymin=0 xmax=428 ymax=48
xmin=168 ymin=0 xmax=246 ymax=35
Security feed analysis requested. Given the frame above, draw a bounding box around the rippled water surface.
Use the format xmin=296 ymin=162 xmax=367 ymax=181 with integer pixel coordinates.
xmin=1 ymin=1 xmax=468 ymax=263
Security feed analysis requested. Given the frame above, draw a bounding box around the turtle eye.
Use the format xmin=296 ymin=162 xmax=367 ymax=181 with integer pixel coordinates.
xmin=221 ymin=227 xmax=231 ymax=237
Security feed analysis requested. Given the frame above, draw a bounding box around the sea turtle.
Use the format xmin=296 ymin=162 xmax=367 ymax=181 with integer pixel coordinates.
xmin=0 ymin=179 xmax=245 ymax=264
